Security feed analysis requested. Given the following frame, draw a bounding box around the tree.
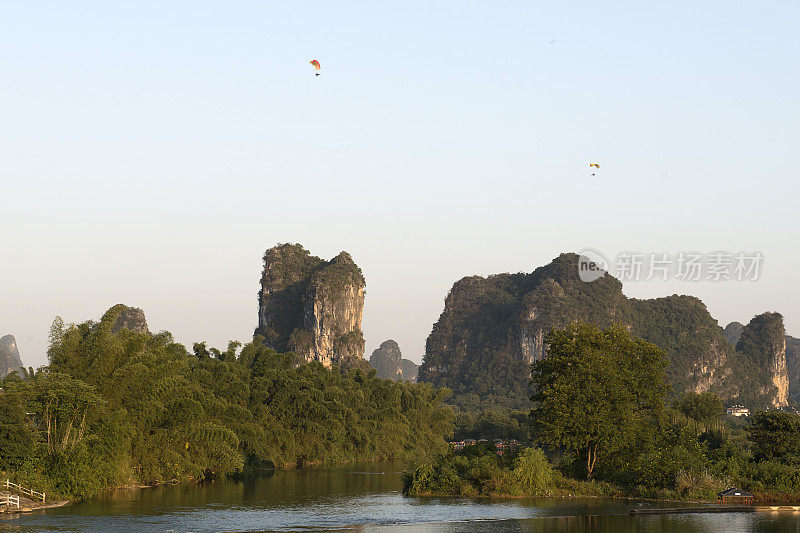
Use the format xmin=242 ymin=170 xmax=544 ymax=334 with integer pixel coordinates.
xmin=15 ymin=372 xmax=104 ymax=454
xmin=748 ymin=411 xmax=800 ymax=462
xmin=530 ymin=323 xmax=667 ymax=479
xmin=0 ymin=390 xmax=35 ymax=470
xmin=513 ymin=447 xmax=553 ymax=495
xmin=675 ymin=392 xmax=723 ymax=424
xmin=11 ymin=307 xmax=455 ymax=499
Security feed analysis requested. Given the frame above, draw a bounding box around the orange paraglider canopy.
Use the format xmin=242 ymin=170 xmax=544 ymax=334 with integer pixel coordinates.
xmin=309 ymin=60 xmax=321 ymax=70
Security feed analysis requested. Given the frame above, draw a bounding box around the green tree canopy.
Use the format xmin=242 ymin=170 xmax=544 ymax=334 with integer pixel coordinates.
xmin=748 ymin=411 xmax=800 ymax=463
xmin=675 ymin=392 xmax=723 ymax=424
xmin=0 ymin=388 xmax=35 ymax=470
xmin=1 ymin=313 xmax=455 ymax=501
xmin=530 ymin=323 xmax=667 ymax=479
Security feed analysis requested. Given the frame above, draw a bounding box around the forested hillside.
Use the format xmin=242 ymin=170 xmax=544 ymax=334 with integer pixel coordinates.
xmin=419 ymin=253 xmax=791 ymax=410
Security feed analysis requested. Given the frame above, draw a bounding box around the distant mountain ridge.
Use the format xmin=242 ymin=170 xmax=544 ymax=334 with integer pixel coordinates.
xmin=369 ymin=340 xmax=419 ymax=381
xmin=418 ymin=252 xmax=793 ymax=410
xmin=724 ymin=322 xmax=745 ymax=345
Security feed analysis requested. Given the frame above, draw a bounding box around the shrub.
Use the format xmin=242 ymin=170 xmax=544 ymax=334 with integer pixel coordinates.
xmin=513 ymin=447 xmax=554 ymax=496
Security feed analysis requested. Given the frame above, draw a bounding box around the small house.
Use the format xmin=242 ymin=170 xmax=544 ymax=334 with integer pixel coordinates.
xmin=726 ymin=405 xmax=750 ymax=417
xmin=717 ymin=488 xmax=754 ymax=506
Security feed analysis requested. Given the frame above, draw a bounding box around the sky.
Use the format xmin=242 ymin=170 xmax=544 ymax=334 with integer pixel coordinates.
xmin=1 ymin=1 xmax=799 ymax=368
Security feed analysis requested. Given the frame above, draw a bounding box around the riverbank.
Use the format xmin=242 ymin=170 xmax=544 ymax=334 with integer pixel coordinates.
xmin=408 ymin=475 xmax=800 ymax=507
xmin=6 ymin=466 xmax=793 ymax=533
xmin=402 ymin=448 xmax=800 ymax=506
xmin=8 ymin=459 xmax=800 ymax=525
xmin=1 ymin=454 xmax=405 ymax=518
xmin=0 ymin=493 xmax=70 ymax=515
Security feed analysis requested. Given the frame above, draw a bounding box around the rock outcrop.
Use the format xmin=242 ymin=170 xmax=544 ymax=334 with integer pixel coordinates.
xmin=0 ymin=334 xmax=24 ymax=378
xmin=418 ymin=253 xmax=780 ymax=408
xmin=724 ymin=322 xmax=745 ymax=346
xmin=369 ymin=340 xmax=419 ymax=381
xmin=102 ymin=304 xmax=150 ymax=335
xmin=400 ymin=359 xmax=419 ymax=381
xmin=735 ymin=312 xmax=788 ymax=408
xmin=255 ymin=244 xmax=366 ymax=368
xmin=786 ymin=335 xmax=800 ymax=402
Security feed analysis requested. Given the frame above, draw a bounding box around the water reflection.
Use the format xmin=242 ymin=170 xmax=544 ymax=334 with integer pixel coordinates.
xmin=2 ymin=463 xmax=799 ymax=532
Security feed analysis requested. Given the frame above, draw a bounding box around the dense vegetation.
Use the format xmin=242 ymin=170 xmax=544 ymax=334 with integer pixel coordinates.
xmin=404 ymin=444 xmax=555 ymax=497
xmin=453 ymin=409 xmax=531 ymax=442
xmin=419 ymin=253 xmax=791 ymax=410
xmin=407 ymin=323 xmax=800 ymax=501
xmin=0 ymin=307 xmax=453 ymax=500
xmin=627 ymin=295 xmax=733 ymax=395
xmin=531 ymin=324 xmax=667 ymax=480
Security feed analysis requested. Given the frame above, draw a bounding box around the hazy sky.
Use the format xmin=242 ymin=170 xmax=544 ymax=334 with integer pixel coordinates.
xmin=2 ymin=1 xmax=798 ymax=368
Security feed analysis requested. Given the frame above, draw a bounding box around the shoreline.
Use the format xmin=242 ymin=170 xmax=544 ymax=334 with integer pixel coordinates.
xmin=0 ymin=499 xmax=71 ymax=516
xmin=0 ymin=458 xmax=401 ymax=518
xmin=7 ymin=464 xmax=800 ymax=520
xmin=406 ymin=486 xmax=800 ymax=506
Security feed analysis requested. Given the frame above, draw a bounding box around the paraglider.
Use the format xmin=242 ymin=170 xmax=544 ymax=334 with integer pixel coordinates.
xmin=309 ymin=59 xmax=321 ymax=76
xmin=589 ymin=163 xmax=600 ymax=176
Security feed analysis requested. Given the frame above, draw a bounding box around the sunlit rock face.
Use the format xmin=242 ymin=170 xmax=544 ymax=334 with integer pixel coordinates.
xmin=0 ymin=334 xmax=24 ymax=378
xmin=369 ymin=340 xmax=419 ymax=381
xmin=736 ymin=312 xmax=789 ymax=408
xmin=786 ymin=335 xmax=800 ymax=403
xmin=774 ymin=341 xmax=790 ymax=408
xmin=255 ymin=244 xmax=366 ymax=369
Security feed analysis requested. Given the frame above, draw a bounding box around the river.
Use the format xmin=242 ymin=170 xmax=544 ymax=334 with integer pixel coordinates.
xmin=3 ymin=462 xmax=800 ymax=532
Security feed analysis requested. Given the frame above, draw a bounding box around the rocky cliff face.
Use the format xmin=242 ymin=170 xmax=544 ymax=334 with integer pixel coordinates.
xmin=0 ymin=334 xmax=24 ymax=378
xmin=102 ymin=304 xmax=150 ymax=335
xmin=418 ymin=253 xmax=771 ymax=408
xmin=369 ymin=340 xmax=419 ymax=381
xmin=255 ymin=244 xmax=366 ymax=368
xmin=786 ymin=335 xmax=800 ymax=402
xmin=422 ymin=256 xmax=635 ymax=404
xmin=736 ymin=312 xmax=788 ymax=408
xmin=628 ymin=296 xmax=736 ymax=396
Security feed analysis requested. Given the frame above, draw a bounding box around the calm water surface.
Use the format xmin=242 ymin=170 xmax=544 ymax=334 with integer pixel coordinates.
xmin=3 ymin=462 xmax=800 ymax=532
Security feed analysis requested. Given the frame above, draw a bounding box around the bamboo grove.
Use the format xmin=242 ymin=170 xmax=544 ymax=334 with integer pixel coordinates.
xmin=0 ymin=308 xmax=453 ymax=499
